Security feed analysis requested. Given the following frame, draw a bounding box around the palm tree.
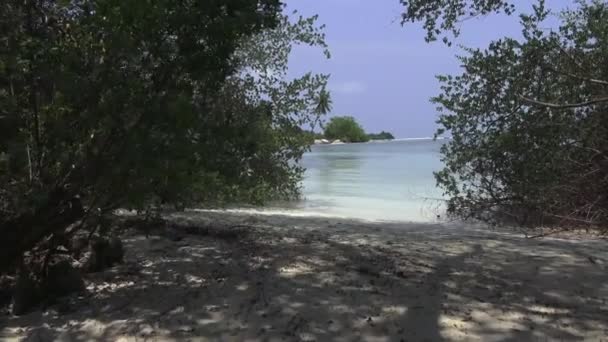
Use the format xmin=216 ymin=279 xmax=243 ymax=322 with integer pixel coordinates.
xmin=314 ymin=88 xmax=333 ymax=115
xmin=313 ymin=88 xmax=332 ymax=131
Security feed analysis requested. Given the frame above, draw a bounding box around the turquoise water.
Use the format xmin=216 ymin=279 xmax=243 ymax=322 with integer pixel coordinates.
xmin=291 ymin=139 xmax=446 ymax=222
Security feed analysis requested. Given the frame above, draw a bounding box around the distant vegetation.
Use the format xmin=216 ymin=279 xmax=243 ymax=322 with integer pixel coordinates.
xmin=308 ymin=116 xmax=395 ymax=143
xmin=367 ymin=131 xmax=395 ymax=140
xmin=323 ymin=116 xmax=370 ymax=143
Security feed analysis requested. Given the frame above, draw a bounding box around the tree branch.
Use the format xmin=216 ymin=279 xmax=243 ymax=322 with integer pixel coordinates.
xmin=518 ymin=95 xmax=608 ymax=109
xmin=548 ymin=67 xmax=608 ymax=86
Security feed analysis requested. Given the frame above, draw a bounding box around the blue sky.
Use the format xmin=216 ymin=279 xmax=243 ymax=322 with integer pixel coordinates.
xmin=284 ymin=0 xmax=563 ymax=138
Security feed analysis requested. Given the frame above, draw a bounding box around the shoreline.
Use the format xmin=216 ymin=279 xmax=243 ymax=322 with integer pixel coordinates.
xmin=312 ymin=137 xmax=449 ymax=146
xmin=2 ymin=211 xmax=607 ymax=341
xmin=189 ymin=206 xmax=446 ymax=224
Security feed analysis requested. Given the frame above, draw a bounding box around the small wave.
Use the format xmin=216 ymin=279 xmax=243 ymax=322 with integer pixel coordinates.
xmin=392 ymin=137 xmax=448 ymax=141
xmin=191 ymin=208 xmax=353 ymax=219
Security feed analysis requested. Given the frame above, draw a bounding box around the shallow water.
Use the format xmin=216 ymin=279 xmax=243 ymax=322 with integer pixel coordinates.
xmin=260 ymin=139 xmax=447 ymax=222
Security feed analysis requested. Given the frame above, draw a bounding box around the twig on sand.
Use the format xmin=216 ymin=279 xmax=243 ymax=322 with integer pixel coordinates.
xmin=525 ymin=227 xmax=574 ymax=239
xmin=258 ymin=280 xmax=269 ymax=306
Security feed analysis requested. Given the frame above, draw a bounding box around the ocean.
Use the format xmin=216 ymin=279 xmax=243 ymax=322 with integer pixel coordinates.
xmin=294 ymin=139 xmax=446 ymax=222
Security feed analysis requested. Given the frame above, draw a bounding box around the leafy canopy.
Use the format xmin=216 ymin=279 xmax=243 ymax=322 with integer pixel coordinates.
xmin=400 ymin=0 xmax=515 ymax=44
xmin=0 ymin=0 xmax=331 ymax=272
xmin=323 ymin=116 xmax=370 ymax=143
xmin=404 ymin=0 xmax=608 ymax=227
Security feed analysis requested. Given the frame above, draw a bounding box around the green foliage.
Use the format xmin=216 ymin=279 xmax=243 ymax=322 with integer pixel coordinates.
xmin=428 ymin=0 xmax=608 ymax=227
xmin=212 ymin=11 xmax=331 ymax=203
xmin=0 ymin=0 xmax=285 ymax=211
xmin=400 ymin=0 xmax=515 ymax=44
xmin=0 ymin=1 xmax=330 ymax=271
xmin=323 ymin=116 xmax=370 ymax=143
xmin=367 ymin=131 xmax=395 ymax=140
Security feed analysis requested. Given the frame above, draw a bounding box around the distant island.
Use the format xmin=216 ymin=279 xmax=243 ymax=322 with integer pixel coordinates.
xmin=367 ymin=131 xmax=395 ymax=141
xmin=309 ymin=116 xmax=395 ymax=144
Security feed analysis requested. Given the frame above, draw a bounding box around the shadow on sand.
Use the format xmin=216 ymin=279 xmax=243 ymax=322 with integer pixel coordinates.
xmin=1 ymin=212 xmax=607 ymax=341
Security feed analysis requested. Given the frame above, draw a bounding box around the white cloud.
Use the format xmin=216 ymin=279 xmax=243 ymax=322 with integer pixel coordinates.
xmin=331 ymin=81 xmax=367 ymax=94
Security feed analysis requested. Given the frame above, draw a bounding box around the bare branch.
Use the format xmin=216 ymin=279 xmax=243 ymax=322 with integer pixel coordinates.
xmin=565 ymin=73 xmax=608 ymax=86
xmin=549 ymin=67 xmax=608 ymax=86
xmin=518 ymin=95 xmax=608 ymax=109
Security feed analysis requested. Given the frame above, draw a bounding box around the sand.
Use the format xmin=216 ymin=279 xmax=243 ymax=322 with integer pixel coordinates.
xmin=1 ymin=210 xmax=607 ymax=341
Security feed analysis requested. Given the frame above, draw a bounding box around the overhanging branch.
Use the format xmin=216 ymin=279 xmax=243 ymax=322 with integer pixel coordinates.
xmin=518 ymin=95 xmax=608 ymax=109
xmin=548 ymin=66 xmax=608 ymax=86
xmin=560 ymin=73 xmax=608 ymax=86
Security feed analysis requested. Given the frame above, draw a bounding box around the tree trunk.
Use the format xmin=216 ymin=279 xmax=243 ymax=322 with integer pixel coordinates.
xmin=0 ymin=188 xmax=84 ymax=274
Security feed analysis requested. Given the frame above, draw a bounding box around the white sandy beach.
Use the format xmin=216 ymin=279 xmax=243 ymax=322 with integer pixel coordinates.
xmin=1 ymin=210 xmax=607 ymax=341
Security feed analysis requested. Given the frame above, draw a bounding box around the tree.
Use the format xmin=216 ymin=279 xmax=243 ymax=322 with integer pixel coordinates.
xmin=0 ymin=1 xmax=330 ymax=274
xmin=204 ymin=11 xmax=331 ymax=203
xmin=324 ymin=116 xmax=370 ymax=143
xmin=314 ymin=88 xmax=333 ymax=122
xmin=402 ymin=0 xmax=608 ymax=227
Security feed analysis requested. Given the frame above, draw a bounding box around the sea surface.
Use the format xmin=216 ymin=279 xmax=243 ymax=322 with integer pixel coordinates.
xmin=293 ymin=139 xmax=446 ymax=222
xmin=230 ymin=139 xmax=446 ymax=222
